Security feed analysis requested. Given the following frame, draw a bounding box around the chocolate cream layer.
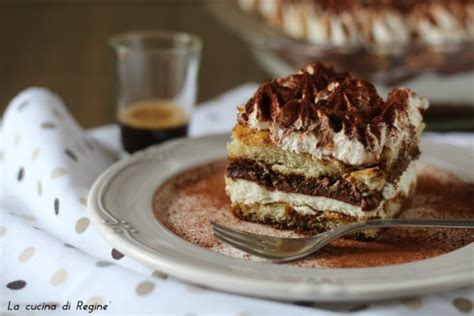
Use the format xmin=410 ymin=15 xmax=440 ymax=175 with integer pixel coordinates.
xmin=226 ymin=149 xmax=417 ymax=211
xmin=225 ymin=159 xmax=417 ymax=219
xmin=227 ymin=158 xmax=380 ymax=210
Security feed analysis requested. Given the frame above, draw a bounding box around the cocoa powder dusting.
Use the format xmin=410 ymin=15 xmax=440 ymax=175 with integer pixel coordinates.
xmin=153 ymin=161 xmax=474 ymax=268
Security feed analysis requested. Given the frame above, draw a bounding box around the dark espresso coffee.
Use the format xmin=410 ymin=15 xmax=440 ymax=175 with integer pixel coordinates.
xmin=119 ymin=100 xmax=189 ymax=153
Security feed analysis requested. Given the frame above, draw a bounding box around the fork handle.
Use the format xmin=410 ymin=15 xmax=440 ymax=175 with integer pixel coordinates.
xmin=363 ymin=218 xmax=474 ymax=229
xmin=323 ymin=218 xmax=474 ymax=243
xmin=275 ymin=218 xmax=474 ymax=262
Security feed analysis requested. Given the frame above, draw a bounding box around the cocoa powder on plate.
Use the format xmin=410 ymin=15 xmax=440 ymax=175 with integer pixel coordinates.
xmin=154 ymin=161 xmax=474 ymax=268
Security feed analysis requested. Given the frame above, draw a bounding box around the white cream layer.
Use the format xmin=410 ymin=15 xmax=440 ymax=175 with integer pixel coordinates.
xmin=226 ymin=161 xmax=417 ymax=218
xmin=245 ymin=92 xmax=428 ymax=166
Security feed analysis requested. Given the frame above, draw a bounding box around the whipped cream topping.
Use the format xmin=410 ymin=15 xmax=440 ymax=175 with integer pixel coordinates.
xmin=366 ymin=10 xmax=411 ymax=45
xmin=238 ymin=0 xmax=256 ymax=12
xmin=410 ymin=2 xmax=474 ymax=45
xmin=268 ymin=91 xmax=427 ymax=165
xmin=302 ymin=5 xmax=410 ymax=46
xmin=259 ymin=0 xmax=280 ymax=25
xmin=226 ymin=161 xmax=417 ymax=218
xmin=239 ymin=63 xmax=429 ymax=166
xmin=247 ymin=104 xmax=270 ymax=130
xmin=282 ymin=3 xmax=307 ymax=39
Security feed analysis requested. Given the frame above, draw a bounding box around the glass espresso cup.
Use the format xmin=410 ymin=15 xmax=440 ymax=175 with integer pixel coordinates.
xmin=110 ymin=31 xmax=202 ymax=153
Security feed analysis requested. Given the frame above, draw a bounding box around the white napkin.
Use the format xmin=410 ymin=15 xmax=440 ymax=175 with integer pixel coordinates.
xmin=1 ymin=86 xmax=473 ymax=315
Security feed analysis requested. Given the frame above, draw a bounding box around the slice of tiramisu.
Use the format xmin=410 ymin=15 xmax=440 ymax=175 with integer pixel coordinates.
xmin=225 ymin=62 xmax=428 ymax=238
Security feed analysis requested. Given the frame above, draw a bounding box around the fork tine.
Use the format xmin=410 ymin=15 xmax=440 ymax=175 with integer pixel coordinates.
xmin=211 ymin=221 xmax=269 ymax=242
xmin=213 ymin=231 xmax=275 ymax=258
xmin=211 ymin=221 xmax=262 ymax=238
xmin=214 ymin=230 xmax=316 ymax=262
xmin=212 ymin=224 xmax=267 ymax=250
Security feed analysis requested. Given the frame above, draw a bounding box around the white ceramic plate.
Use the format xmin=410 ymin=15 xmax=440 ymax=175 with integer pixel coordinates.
xmin=88 ymin=134 xmax=474 ymax=302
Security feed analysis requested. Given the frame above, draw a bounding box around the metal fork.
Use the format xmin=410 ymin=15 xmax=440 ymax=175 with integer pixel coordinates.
xmin=211 ymin=219 xmax=474 ymax=263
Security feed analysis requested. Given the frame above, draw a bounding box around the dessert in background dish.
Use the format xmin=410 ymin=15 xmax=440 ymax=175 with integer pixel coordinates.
xmin=225 ymin=62 xmax=429 ymax=238
xmin=209 ymin=1 xmax=474 ymax=112
xmin=238 ymin=0 xmax=474 ymax=47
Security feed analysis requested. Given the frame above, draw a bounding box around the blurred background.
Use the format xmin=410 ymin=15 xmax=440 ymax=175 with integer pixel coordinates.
xmin=0 ymin=0 xmax=268 ymax=128
xmin=1 ymin=0 xmax=473 ymax=130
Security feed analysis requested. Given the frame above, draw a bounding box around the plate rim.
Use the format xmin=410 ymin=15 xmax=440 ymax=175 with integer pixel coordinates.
xmin=88 ymin=134 xmax=474 ymax=302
